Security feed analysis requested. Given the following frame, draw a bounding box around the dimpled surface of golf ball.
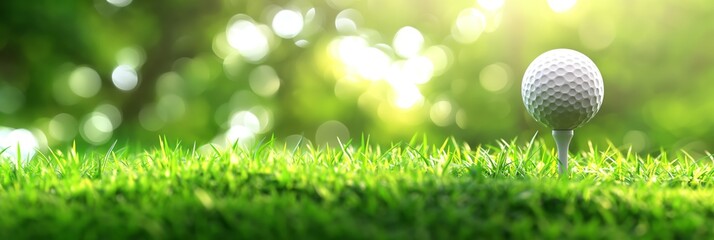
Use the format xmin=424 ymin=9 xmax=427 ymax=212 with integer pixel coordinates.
xmin=522 ymin=49 xmax=604 ymax=130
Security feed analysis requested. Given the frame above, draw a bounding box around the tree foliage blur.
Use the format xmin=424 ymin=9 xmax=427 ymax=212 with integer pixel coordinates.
xmin=1 ymin=0 xmax=713 ymax=153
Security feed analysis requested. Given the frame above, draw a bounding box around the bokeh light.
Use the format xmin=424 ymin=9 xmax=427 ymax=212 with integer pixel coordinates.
xmin=250 ymin=106 xmax=273 ymax=133
xmin=477 ymin=0 xmax=505 ymax=12
xmin=111 ymin=65 xmax=139 ymax=91
xmin=390 ymin=82 xmax=424 ymax=109
xmin=3 ymin=0 xmax=714 ymax=153
xmin=315 ymin=120 xmax=350 ymax=147
xmin=430 ymin=100 xmax=454 ymax=127
xmin=479 ymin=62 xmax=511 ymax=92
xmin=106 ymin=0 xmax=132 ymax=8
xmin=548 ymin=0 xmax=577 ymax=13
xmin=272 ymin=9 xmax=304 ymax=39
xmin=331 ymin=36 xmax=392 ymax=81
xmin=95 ymin=104 xmax=123 ymax=129
xmin=393 ymin=26 xmax=424 ymax=59
xmin=68 ymin=66 xmax=102 ymax=98
xmin=227 ymin=15 xmax=271 ymax=62
xmin=335 ymin=9 xmax=362 ymax=34
xmin=0 ymin=128 xmax=39 ymax=166
xmin=249 ymin=65 xmax=281 ymax=97
xmin=48 ymin=113 xmax=78 ymax=142
xmin=452 ymin=8 xmax=487 ymax=44
xmin=399 ymin=57 xmax=434 ymax=84
xmin=116 ymin=46 xmax=146 ymax=68
xmin=80 ymin=112 xmax=113 ymax=145
xmin=422 ymin=45 xmax=453 ymax=76
xmin=224 ymin=111 xmax=262 ymax=147
xmin=230 ymin=111 xmax=261 ymax=134
xmin=284 ymin=134 xmax=311 ymax=149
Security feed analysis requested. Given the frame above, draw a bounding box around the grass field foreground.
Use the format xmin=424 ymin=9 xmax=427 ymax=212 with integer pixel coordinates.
xmin=1 ymin=137 xmax=714 ymax=239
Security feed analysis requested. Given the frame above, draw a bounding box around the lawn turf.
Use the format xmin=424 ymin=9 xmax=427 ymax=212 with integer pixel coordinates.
xmin=1 ymin=137 xmax=714 ymax=239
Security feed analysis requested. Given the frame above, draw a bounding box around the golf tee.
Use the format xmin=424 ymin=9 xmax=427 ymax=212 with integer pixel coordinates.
xmin=552 ymin=130 xmax=574 ymax=176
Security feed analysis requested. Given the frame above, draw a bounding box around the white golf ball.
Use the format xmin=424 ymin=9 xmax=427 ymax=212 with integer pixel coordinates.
xmin=521 ymin=49 xmax=604 ymax=130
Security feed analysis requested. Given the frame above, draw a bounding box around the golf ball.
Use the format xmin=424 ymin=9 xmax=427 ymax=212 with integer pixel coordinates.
xmin=521 ymin=49 xmax=604 ymax=130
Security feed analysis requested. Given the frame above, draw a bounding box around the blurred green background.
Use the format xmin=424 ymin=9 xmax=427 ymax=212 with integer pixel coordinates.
xmin=1 ymin=0 xmax=713 ymax=154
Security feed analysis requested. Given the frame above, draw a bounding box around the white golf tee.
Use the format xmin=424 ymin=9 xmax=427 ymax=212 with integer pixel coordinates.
xmin=552 ymin=130 xmax=573 ymax=175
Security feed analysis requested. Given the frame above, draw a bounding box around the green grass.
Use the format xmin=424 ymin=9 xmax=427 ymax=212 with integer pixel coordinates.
xmin=2 ymin=136 xmax=714 ymax=239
